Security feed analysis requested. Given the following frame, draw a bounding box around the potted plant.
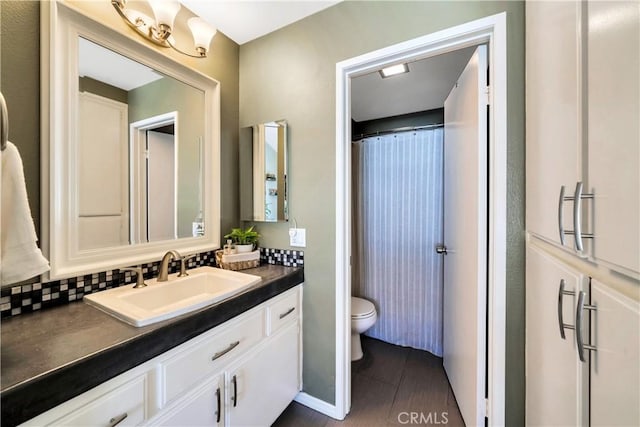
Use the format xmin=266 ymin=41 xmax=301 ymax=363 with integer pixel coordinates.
xmin=224 ymin=226 xmax=260 ymax=253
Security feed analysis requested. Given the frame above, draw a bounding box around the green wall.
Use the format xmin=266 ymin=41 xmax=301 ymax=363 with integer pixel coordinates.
xmin=0 ymin=0 xmax=240 ymax=245
xmin=0 ymin=1 xmax=41 ymax=236
xmin=239 ymin=1 xmax=525 ymax=424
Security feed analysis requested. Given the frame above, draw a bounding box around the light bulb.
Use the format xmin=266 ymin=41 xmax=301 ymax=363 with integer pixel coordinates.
xmin=148 ymin=0 xmax=181 ymax=30
xmin=188 ymin=17 xmax=217 ymax=55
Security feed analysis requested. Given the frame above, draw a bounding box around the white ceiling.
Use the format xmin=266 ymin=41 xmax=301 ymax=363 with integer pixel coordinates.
xmin=351 ymin=46 xmax=477 ymax=122
xmin=181 ymin=1 xmax=341 ymax=45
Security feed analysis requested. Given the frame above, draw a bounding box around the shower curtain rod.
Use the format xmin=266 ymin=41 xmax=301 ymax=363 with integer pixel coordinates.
xmin=352 ymin=123 xmax=444 ymax=141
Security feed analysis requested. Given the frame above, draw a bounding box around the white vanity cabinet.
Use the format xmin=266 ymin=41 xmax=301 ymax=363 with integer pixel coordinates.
xmin=21 ymin=285 xmax=302 ymax=427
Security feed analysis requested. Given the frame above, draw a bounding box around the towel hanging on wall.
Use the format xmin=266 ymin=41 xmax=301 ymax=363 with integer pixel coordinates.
xmin=1 ymin=141 xmax=50 ymax=285
xmin=1 ymin=92 xmax=50 ymax=285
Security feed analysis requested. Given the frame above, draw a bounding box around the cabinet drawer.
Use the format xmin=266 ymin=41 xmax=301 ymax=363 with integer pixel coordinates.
xmin=23 ymin=374 xmax=148 ymax=426
xmin=161 ymin=310 xmax=264 ymax=405
xmin=267 ymin=288 xmax=300 ymax=335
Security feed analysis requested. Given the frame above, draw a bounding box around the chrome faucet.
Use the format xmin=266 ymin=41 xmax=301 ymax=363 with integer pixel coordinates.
xmin=158 ymin=250 xmax=182 ymax=282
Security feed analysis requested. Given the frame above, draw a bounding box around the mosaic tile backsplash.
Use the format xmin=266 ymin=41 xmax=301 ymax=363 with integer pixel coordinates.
xmin=0 ymin=247 xmax=303 ymax=319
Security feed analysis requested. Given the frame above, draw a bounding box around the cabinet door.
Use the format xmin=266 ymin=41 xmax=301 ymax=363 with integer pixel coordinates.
xmin=526 ymin=244 xmax=589 ymax=426
xmin=227 ymin=323 xmax=300 ymax=427
xmin=526 ymin=1 xmax=584 ymax=246
xmin=589 ymin=280 xmax=640 ymax=426
xmin=152 ymin=375 xmax=223 ymax=427
xmin=587 ymin=1 xmax=640 ymax=275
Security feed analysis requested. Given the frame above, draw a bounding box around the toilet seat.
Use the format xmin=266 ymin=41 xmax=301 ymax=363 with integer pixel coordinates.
xmin=351 ymin=297 xmax=376 ymax=319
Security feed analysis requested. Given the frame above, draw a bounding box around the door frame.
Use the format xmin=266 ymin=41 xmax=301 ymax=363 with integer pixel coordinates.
xmin=129 ymin=111 xmax=178 ymax=244
xmin=331 ymin=13 xmax=507 ymax=424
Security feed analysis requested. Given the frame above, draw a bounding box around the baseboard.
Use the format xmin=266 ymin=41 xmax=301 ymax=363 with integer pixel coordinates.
xmin=294 ymin=392 xmax=345 ymax=420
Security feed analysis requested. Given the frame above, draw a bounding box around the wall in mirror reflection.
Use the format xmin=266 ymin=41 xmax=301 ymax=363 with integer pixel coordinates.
xmin=239 ymin=120 xmax=288 ymax=222
xmin=77 ymin=37 xmax=205 ymax=250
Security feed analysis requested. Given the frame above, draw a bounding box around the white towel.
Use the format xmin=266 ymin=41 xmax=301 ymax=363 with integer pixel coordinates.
xmin=1 ymin=141 xmax=50 ymax=286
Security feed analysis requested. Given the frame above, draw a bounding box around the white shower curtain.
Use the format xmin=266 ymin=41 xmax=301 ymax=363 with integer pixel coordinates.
xmin=352 ymin=128 xmax=444 ymax=356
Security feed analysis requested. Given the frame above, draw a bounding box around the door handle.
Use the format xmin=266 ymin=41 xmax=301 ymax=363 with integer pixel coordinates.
xmin=557 ymin=279 xmax=575 ymax=339
xmin=211 ymin=341 xmax=240 ymax=361
xmin=215 ymin=387 xmax=221 ymax=423
xmin=576 ymin=291 xmax=597 ymax=362
xmin=108 ymin=413 xmax=128 ymax=427
xmin=231 ymin=374 xmax=238 ymax=407
xmin=572 ymin=182 xmax=594 ymax=252
xmin=558 ymin=185 xmax=575 ymax=245
xmin=436 ymin=245 xmax=447 ymax=255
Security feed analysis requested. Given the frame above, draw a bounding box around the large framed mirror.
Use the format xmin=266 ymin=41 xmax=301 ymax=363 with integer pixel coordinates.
xmin=239 ymin=120 xmax=288 ymax=222
xmin=42 ymin=2 xmax=220 ymax=279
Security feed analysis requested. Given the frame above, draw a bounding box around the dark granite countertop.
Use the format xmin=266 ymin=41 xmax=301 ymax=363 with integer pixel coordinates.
xmin=0 ymin=264 xmax=303 ymax=426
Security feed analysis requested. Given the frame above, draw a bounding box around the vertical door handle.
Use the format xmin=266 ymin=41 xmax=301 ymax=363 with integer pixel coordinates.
xmin=231 ymin=374 xmax=238 ymax=407
xmin=557 ymin=279 xmax=575 ymax=339
xmin=576 ymin=291 xmax=597 ymax=362
xmin=215 ymin=387 xmax=221 ymax=423
xmin=558 ymin=186 xmax=575 ymax=245
xmin=573 ymin=182 xmax=594 ymax=252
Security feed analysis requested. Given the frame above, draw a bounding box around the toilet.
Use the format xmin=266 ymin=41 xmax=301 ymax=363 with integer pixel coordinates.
xmin=351 ymin=296 xmax=377 ymax=361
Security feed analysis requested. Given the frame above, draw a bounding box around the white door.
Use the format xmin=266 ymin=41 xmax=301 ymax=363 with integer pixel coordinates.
xmin=77 ymin=92 xmax=129 ymax=250
xmin=587 ymin=1 xmax=640 ymax=275
xmin=525 ymin=244 xmax=589 ymax=426
xmin=146 ymin=130 xmax=176 ymax=242
xmin=589 ymin=279 xmax=640 ymax=426
xmin=442 ymin=45 xmax=488 ymax=426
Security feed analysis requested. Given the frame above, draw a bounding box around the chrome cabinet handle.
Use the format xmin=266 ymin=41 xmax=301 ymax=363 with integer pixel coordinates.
xmin=231 ymin=374 xmax=238 ymax=407
xmin=573 ymin=182 xmax=594 ymax=252
xmin=215 ymin=387 xmax=221 ymax=423
xmin=557 ymin=279 xmax=575 ymax=339
xmin=576 ymin=291 xmax=597 ymax=362
xmin=108 ymin=413 xmax=128 ymax=427
xmin=211 ymin=341 xmax=240 ymax=361
xmin=279 ymin=307 xmax=296 ymax=319
xmin=558 ymin=186 xmax=575 ymax=245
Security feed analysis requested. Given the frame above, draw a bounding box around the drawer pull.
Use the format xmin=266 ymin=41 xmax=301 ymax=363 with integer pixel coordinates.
xmin=231 ymin=374 xmax=238 ymax=407
xmin=279 ymin=307 xmax=296 ymax=319
xmin=215 ymin=387 xmax=221 ymax=423
xmin=108 ymin=413 xmax=128 ymax=427
xmin=211 ymin=341 xmax=240 ymax=361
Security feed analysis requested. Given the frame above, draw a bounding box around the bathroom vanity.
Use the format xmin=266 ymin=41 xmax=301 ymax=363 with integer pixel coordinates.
xmin=0 ymin=265 xmax=303 ymax=426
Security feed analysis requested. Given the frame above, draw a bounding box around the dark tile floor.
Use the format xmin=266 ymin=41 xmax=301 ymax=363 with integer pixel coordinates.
xmin=273 ymin=336 xmax=465 ymax=427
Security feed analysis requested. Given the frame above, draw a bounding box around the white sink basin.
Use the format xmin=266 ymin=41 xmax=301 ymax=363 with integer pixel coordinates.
xmin=84 ymin=266 xmax=262 ymax=327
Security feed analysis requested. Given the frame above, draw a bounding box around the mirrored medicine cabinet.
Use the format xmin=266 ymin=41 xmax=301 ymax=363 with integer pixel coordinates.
xmin=239 ymin=120 xmax=289 ymax=222
xmin=42 ymin=1 xmax=221 ymax=280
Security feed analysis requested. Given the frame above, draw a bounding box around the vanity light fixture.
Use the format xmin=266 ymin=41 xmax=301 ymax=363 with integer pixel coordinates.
xmin=379 ymin=63 xmax=409 ymax=78
xmin=112 ymin=0 xmax=217 ymax=58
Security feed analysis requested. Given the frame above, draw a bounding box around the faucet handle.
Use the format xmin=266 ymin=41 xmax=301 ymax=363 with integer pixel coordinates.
xmin=120 ymin=267 xmax=147 ymax=289
xmin=178 ymin=254 xmax=198 ymax=277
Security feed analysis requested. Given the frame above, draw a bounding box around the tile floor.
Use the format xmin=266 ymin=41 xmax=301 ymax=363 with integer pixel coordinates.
xmin=273 ymin=336 xmax=465 ymax=426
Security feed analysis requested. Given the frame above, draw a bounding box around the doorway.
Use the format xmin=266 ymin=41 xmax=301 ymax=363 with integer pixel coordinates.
xmin=130 ymin=112 xmax=178 ymax=243
xmin=329 ymin=13 xmax=507 ymax=426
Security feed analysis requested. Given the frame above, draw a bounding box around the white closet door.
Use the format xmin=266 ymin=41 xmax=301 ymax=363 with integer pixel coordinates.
xmin=525 ymin=0 xmax=583 ymax=247
xmin=525 ymin=244 xmax=589 ymax=426
xmin=442 ymin=45 xmax=487 ymax=427
xmin=587 ymin=1 xmax=640 ymax=276
xmin=589 ymin=279 xmax=640 ymax=426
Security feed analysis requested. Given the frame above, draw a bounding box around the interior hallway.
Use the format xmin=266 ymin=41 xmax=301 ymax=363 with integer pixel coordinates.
xmin=273 ymin=336 xmax=465 ymax=426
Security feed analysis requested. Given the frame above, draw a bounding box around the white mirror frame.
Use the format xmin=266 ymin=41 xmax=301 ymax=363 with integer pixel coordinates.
xmin=41 ymin=1 xmax=221 ymax=280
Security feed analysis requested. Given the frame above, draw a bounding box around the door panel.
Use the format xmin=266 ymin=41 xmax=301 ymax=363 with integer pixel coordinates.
xmin=590 ymin=279 xmax=640 ymax=426
xmin=525 ymin=244 xmax=589 ymax=426
xmin=442 ymin=45 xmax=487 ymax=427
xmin=147 ymin=130 xmax=176 ymax=242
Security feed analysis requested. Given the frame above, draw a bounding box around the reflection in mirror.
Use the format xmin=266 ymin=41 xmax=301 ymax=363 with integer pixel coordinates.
xmin=77 ymin=38 xmax=204 ymax=250
xmin=240 ymin=120 xmax=288 ymax=222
